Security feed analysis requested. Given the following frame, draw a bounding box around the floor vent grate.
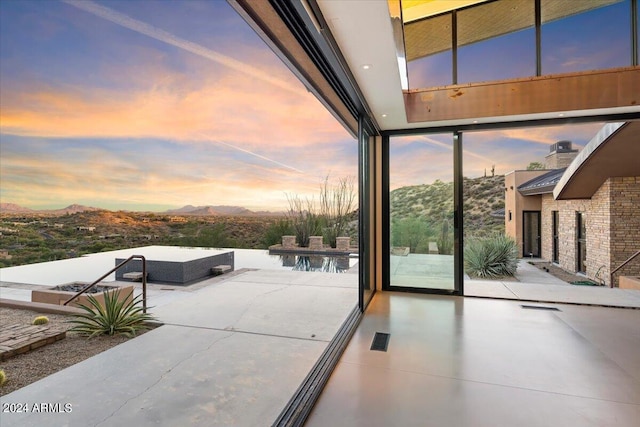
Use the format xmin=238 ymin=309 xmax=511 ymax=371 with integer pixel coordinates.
xmin=521 ymin=305 xmax=561 ymax=311
xmin=370 ymin=332 xmax=390 ymax=352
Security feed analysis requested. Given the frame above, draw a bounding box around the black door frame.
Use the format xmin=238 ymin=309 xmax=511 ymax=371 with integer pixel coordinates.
xmin=381 ymin=131 xmax=463 ymax=296
xmin=522 ymin=210 xmax=542 ymax=258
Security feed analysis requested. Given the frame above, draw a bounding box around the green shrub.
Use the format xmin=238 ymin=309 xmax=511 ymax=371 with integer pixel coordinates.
xmin=464 ymin=234 xmax=518 ymax=278
xmin=0 ymin=369 xmax=6 ymax=386
xmin=391 ymin=217 xmax=433 ymax=254
xmin=286 ymin=194 xmax=322 ymax=247
xmin=32 ymin=316 xmax=49 ymax=325
xmin=262 ymin=219 xmax=294 ymax=247
xmin=68 ymin=289 xmax=155 ymax=338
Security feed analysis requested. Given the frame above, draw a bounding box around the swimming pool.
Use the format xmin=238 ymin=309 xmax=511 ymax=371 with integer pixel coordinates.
xmin=0 ymin=246 xmax=359 ymax=286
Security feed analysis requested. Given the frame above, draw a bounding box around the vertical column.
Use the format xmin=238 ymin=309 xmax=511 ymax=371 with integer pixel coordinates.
xmin=454 ymin=131 xmax=464 ymax=295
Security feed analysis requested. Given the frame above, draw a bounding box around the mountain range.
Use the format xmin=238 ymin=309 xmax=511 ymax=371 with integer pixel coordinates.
xmin=0 ymin=203 xmax=280 ymax=216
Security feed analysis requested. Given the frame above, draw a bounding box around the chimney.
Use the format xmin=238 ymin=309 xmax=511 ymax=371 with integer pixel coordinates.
xmin=545 ymin=140 xmax=578 ymax=169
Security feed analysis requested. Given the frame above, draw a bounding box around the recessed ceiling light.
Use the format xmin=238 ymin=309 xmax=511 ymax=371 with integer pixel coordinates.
xmin=473 ymin=120 xmax=478 ymax=124
xmin=381 ymin=114 xmax=387 ymax=118
xmin=558 ymin=113 xmax=565 ymax=117
xmin=362 ymin=64 xmax=372 ymax=70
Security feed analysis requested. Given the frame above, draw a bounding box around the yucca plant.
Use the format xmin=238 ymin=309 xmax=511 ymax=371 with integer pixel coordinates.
xmin=464 ymin=234 xmax=518 ymax=278
xmin=68 ymin=289 xmax=155 ymax=338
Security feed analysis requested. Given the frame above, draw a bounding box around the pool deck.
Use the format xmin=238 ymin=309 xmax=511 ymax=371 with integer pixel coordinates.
xmin=0 ymin=269 xmax=358 ymax=426
xmin=1 ymin=256 xmax=639 ymax=425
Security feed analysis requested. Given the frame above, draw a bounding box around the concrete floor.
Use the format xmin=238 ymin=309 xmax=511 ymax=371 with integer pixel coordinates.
xmin=305 ymin=292 xmax=640 ymax=427
xmin=0 ymin=270 xmax=357 ymax=427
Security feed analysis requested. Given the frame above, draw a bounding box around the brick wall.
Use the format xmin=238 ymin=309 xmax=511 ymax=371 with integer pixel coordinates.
xmin=540 ymin=195 xmax=592 ymax=276
xmin=540 ymin=177 xmax=640 ymax=286
xmin=544 ymin=152 xmax=578 ymax=169
xmin=609 ymin=177 xmax=640 ymax=285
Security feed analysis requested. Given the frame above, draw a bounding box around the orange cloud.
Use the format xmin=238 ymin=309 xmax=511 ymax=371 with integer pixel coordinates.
xmin=0 ymin=63 xmax=350 ymax=150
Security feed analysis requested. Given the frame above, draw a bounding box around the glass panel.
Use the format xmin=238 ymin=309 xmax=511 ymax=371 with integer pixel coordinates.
xmin=389 ymin=134 xmax=454 ymax=290
xmin=360 ymin=126 xmax=375 ymax=309
xmin=577 ymin=212 xmax=587 ymax=273
xmin=552 ymin=211 xmax=559 ymax=263
xmin=457 ymin=0 xmax=535 ymax=83
xmin=405 ymin=13 xmax=453 ymax=88
xmin=541 ymin=0 xmax=631 ymax=74
xmin=461 ymin=123 xmax=603 ymax=294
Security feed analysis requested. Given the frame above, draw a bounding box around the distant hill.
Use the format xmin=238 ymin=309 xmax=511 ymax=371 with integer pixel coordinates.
xmin=0 ymin=203 xmax=34 ymax=213
xmin=0 ymin=202 xmax=279 ymax=216
xmin=0 ymin=203 xmax=100 ymax=215
xmin=165 ymin=205 xmax=254 ymax=216
xmin=390 ymin=175 xmax=505 ymax=236
xmin=50 ymin=204 xmax=103 ymax=215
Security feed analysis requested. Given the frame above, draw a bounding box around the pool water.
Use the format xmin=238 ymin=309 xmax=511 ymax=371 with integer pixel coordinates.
xmin=0 ymin=246 xmax=359 ymax=286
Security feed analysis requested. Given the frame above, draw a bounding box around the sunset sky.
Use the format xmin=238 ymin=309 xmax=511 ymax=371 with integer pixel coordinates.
xmin=0 ymin=0 xmax=626 ymax=212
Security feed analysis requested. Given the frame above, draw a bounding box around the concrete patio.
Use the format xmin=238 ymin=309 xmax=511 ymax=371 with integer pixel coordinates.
xmin=390 ymin=254 xmax=640 ymax=308
xmin=0 ymin=269 xmax=358 ymax=426
xmin=466 ymin=259 xmax=640 ymax=308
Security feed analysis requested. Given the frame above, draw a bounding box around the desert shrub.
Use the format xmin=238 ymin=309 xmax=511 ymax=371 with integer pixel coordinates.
xmin=464 ymin=234 xmax=518 ymax=278
xmin=68 ymin=289 xmax=155 ymax=338
xmin=319 ymin=176 xmax=356 ymax=248
xmin=32 ymin=316 xmax=49 ymax=325
xmin=437 ymin=219 xmax=453 ymax=255
xmin=392 ymin=217 xmax=433 ymax=253
xmin=0 ymin=369 xmax=6 ymax=386
xmin=286 ymin=194 xmax=322 ymax=247
xmin=261 ymin=219 xmax=294 ymax=247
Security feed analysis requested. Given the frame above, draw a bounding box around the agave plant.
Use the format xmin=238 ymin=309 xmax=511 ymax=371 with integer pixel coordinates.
xmin=464 ymin=234 xmax=518 ymax=278
xmin=68 ymin=289 xmax=155 ymax=338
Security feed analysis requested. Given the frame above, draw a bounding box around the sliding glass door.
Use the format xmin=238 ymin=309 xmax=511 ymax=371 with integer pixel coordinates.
xmin=386 ymin=133 xmax=455 ymax=292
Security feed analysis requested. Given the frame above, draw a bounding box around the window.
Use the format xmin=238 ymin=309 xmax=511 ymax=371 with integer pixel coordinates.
xmin=541 ymin=0 xmax=631 ymax=74
xmin=458 ymin=0 xmax=535 ymax=83
xmin=406 ymin=13 xmax=453 ymax=88
xmin=552 ymin=211 xmax=559 ymax=263
xmin=576 ymin=212 xmax=587 ymax=273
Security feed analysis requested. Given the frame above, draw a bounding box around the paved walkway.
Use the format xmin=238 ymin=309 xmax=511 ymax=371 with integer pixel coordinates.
xmin=465 ymin=260 xmax=640 ymax=308
xmin=0 ymin=270 xmax=358 ymax=426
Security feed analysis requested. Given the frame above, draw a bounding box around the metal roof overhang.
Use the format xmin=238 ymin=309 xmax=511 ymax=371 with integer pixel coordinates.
xmin=554 ymin=121 xmax=640 ymax=200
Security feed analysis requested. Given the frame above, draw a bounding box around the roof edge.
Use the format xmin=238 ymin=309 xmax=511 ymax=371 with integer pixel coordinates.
xmin=553 ymin=122 xmax=627 ymax=200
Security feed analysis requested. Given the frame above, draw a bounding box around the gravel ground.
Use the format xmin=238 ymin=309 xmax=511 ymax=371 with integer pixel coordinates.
xmin=0 ymin=307 xmax=149 ymax=396
xmin=529 ymin=261 xmax=601 ymax=284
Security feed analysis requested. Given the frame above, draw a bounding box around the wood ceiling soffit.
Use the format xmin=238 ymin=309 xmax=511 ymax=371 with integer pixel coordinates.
xmin=404 ymin=67 xmax=640 ymax=123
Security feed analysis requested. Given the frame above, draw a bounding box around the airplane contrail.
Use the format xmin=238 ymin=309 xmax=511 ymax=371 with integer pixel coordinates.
xmin=62 ymin=0 xmax=299 ymax=95
xmin=194 ymin=133 xmax=306 ymax=174
xmin=417 ymin=135 xmax=496 ymax=164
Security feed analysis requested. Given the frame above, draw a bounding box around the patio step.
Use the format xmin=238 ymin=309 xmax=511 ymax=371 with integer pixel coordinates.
xmin=211 ymin=265 xmax=232 ymax=275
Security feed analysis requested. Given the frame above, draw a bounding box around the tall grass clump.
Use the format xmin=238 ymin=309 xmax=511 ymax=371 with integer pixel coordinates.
xmin=464 ymin=234 xmax=518 ymax=278
xmin=285 ymin=194 xmax=322 ymax=248
xmin=262 ymin=219 xmax=294 ymax=247
xmin=68 ymin=289 xmax=155 ymax=338
xmin=319 ymin=176 xmax=356 ymax=248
